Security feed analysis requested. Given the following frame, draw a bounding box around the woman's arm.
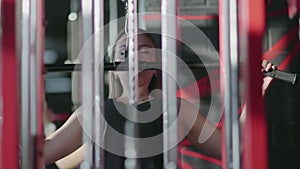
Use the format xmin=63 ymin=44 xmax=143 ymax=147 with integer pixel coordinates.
xmin=44 ymin=107 xmax=83 ymax=165
xmin=179 ymin=99 xmax=221 ymax=159
xmin=55 ymin=144 xmax=86 ymax=169
xmin=179 ymin=60 xmax=276 ymax=160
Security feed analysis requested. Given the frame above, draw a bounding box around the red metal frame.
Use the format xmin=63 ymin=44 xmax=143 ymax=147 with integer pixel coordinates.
xmin=239 ymin=0 xmax=268 ymax=169
xmin=278 ymin=40 xmax=300 ymax=70
xmin=179 ymin=149 xmax=222 ymax=166
xmin=1 ymin=0 xmax=20 ymax=169
xmin=267 ymin=7 xmax=288 ymax=18
xmin=1 ymin=1 xmax=45 ymax=168
xmin=36 ymin=1 xmax=45 ymax=167
xmin=262 ymin=26 xmax=298 ymax=60
xmin=218 ymin=0 xmax=226 ymax=168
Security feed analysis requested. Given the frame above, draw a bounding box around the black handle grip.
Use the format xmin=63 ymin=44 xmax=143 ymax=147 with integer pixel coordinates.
xmin=264 ymin=69 xmax=297 ymax=85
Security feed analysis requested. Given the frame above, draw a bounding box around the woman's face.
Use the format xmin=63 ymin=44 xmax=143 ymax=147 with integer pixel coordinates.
xmin=114 ymin=34 xmax=157 ymax=89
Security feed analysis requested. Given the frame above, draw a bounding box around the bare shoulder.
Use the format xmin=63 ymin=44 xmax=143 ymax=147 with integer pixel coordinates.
xmin=67 ymin=106 xmax=83 ymax=122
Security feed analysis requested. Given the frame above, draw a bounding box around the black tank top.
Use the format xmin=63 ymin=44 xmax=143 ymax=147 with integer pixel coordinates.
xmin=104 ymin=98 xmax=163 ymax=169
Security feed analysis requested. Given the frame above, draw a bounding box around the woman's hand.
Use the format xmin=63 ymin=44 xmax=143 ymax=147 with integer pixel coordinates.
xmin=261 ymin=60 xmax=277 ymax=95
xmin=261 ymin=59 xmax=277 ymax=73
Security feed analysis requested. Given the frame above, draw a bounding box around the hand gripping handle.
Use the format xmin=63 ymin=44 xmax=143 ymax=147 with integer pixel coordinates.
xmin=264 ymin=69 xmax=297 ymax=85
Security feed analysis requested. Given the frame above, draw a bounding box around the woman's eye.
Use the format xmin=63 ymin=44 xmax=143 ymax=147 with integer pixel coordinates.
xmin=120 ymin=50 xmax=125 ymax=56
xmin=115 ymin=50 xmax=126 ymax=62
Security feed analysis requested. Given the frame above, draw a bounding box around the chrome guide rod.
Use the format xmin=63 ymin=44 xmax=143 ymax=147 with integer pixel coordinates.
xmin=18 ymin=0 xmax=32 ymax=167
xmin=221 ymin=1 xmax=232 ymax=168
xmin=124 ymin=0 xmax=139 ymax=169
xmin=17 ymin=0 xmax=39 ymax=167
xmin=229 ymin=0 xmax=241 ymax=168
xmin=221 ymin=0 xmax=241 ymax=168
xmin=93 ymin=0 xmax=105 ymax=168
xmin=81 ymin=0 xmax=94 ymax=168
xmin=161 ymin=0 xmax=178 ymax=168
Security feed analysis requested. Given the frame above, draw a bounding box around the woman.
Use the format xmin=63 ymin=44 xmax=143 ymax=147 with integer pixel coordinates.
xmin=103 ymin=31 xmax=164 ymax=168
xmin=45 ymin=30 xmax=276 ymax=168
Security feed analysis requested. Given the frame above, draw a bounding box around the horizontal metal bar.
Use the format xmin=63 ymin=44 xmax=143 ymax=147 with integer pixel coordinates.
xmin=44 ymin=63 xmax=297 ymax=84
xmin=44 ymin=62 xmax=220 ymax=73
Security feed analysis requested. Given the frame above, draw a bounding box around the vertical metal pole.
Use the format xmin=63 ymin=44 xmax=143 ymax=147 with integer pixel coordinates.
xmin=128 ymin=0 xmax=138 ymax=105
xmin=81 ymin=0 xmax=105 ymax=168
xmin=125 ymin=1 xmax=139 ymax=169
xmin=93 ymin=0 xmax=105 ymax=168
xmin=239 ymin=0 xmax=268 ymax=169
xmin=138 ymin=0 xmax=146 ymax=30
xmin=81 ymin=0 xmax=94 ymax=168
xmin=32 ymin=0 xmax=44 ymax=168
xmin=29 ymin=0 xmax=38 ymax=167
xmin=16 ymin=0 xmax=44 ymax=167
xmin=109 ymin=0 xmax=118 ymax=46
xmin=228 ymin=0 xmax=240 ymax=168
xmin=17 ymin=0 xmax=43 ymax=167
xmin=17 ymin=0 xmax=32 ymax=167
xmin=219 ymin=0 xmax=226 ymax=168
xmin=161 ymin=0 xmax=178 ymax=168
xmin=219 ymin=0 xmax=241 ymax=168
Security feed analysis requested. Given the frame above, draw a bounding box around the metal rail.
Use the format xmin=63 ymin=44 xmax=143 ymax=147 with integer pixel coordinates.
xmin=219 ymin=0 xmax=241 ymax=168
xmin=161 ymin=0 xmax=179 ymax=168
xmin=93 ymin=0 xmax=105 ymax=168
xmin=17 ymin=0 xmax=44 ymax=168
xmin=44 ymin=63 xmax=296 ymax=85
xmin=44 ymin=62 xmax=219 ymax=73
xmin=80 ymin=0 xmax=94 ymax=168
xmin=124 ymin=0 xmax=139 ymax=169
